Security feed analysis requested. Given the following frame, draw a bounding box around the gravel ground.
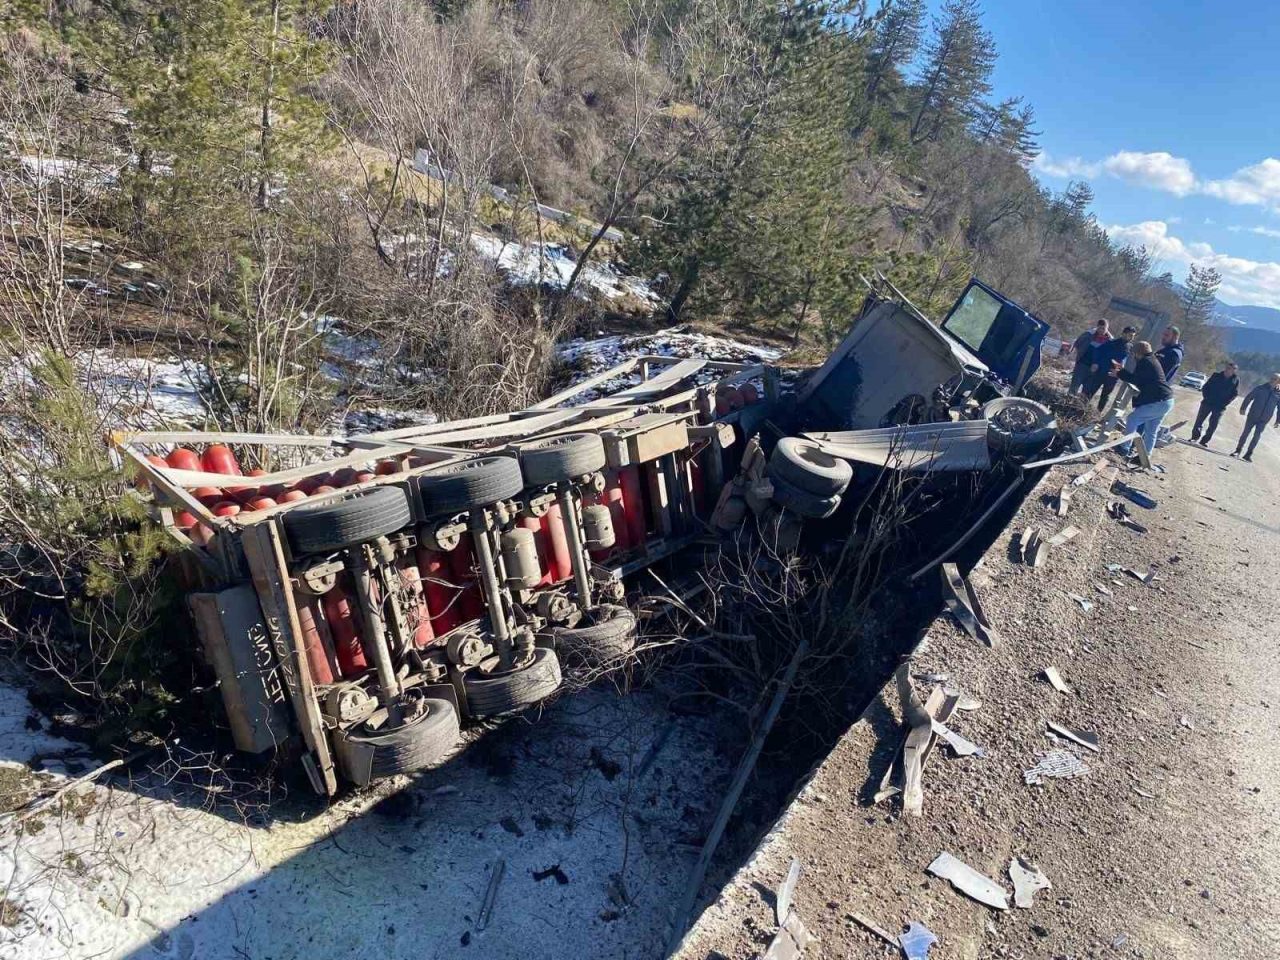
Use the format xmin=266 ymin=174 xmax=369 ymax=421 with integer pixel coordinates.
xmin=680 ymin=385 xmax=1280 ymax=960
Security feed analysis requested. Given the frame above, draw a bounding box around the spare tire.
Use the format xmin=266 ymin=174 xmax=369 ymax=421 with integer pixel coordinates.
xmin=332 ymin=699 xmax=460 ymax=786
xmin=552 ymin=604 xmax=637 ymax=667
xmin=418 ymin=455 xmax=524 ymax=517
xmin=768 ymin=437 xmax=852 ymax=497
xmin=463 ymin=647 xmax=562 ymax=718
xmin=517 ymin=433 xmax=607 ymax=486
xmin=282 ymin=485 xmax=412 ymax=555
xmin=983 ymin=397 xmax=1057 ymax=458
xmin=769 ymin=473 xmax=841 ymax=519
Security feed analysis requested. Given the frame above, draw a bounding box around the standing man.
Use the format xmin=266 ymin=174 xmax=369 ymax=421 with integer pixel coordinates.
xmin=1231 ymin=373 xmax=1280 ymax=462
xmin=1069 ymin=319 xmax=1110 ymax=394
xmin=1085 ymin=325 xmax=1137 ymax=410
xmin=1154 ymin=325 xmax=1185 ymax=383
xmin=1191 ymin=361 xmax=1239 ymax=446
xmin=1111 ymin=342 xmax=1174 ymax=461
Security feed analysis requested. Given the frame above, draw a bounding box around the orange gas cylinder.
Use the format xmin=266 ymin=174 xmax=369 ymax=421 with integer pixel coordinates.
xmin=542 ymin=504 xmax=573 ymax=585
xmin=212 ymin=501 xmax=241 ymax=518
xmin=166 ymin=447 xmax=201 ymax=472
xmin=398 ymin=556 xmax=436 ymax=648
xmin=134 ymin=454 xmax=168 ymax=490
xmin=278 ymin=489 xmax=307 ymax=504
xmin=321 ymin=580 xmax=368 ymax=676
xmin=311 ymin=484 xmax=337 ymax=495
xmin=295 ymin=593 xmax=336 ymax=685
xmin=618 ymin=465 xmax=647 ymax=548
xmin=449 ymin=536 xmax=485 ymax=620
xmin=191 ymin=486 xmax=223 ymax=506
xmin=600 ymin=476 xmax=630 ymax=551
xmin=418 ymin=547 xmax=461 ymax=635
xmin=174 ymin=510 xmax=198 ymax=531
xmin=244 ymin=496 xmax=277 ymax=512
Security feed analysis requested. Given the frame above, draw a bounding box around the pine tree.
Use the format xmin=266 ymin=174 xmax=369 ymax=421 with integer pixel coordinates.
xmin=862 ymin=0 xmax=926 ymax=115
xmin=1181 ymin=263 xmax=1222 ymax=327
xmin=909 ymin=0 xmax=996 ymax=144
xmin=973 ymin=96 xmax=1039 ymax=163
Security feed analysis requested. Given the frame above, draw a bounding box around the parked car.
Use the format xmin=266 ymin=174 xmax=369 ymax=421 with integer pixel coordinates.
xmin=112 ymin=277 xmax=1054 ymax=794
xmin=1180 ymin=371 xmax=1208 ymax=389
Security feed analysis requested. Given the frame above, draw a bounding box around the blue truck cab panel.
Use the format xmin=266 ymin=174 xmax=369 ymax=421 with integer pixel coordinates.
xmin=940 ymin=279 xmax=1048 ymax=388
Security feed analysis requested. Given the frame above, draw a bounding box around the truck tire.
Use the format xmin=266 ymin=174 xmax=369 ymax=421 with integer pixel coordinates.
xmin=517 ymin=433 xmax=607 ymax=486
xmin=333 ymin=699 xmax=460 ymax=785
xmin=983 ymin=397 xmax=1057 ymax=458
xmin=463 ymin=648 xmax=563 ymax=718
xmin=768 ymin=437 xmax=852 ymax=497
xmin=552 ymin=604 xmax=637 ymax=666
xmin=417 ymin=455 xmax=524 ymax=517
xmin=768 ymin=473 xmax=841 ymax=519
xmin=282 ymin=486 xmax=412 ymax=556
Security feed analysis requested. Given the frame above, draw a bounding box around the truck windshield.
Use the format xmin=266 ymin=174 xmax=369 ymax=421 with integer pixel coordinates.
xmin=944 ymin=285 xmax=1003 ymax=355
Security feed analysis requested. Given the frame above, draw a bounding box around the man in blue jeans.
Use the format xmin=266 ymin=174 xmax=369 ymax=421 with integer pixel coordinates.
xmin=1110 ymin=341 xmax=1174 ymax=460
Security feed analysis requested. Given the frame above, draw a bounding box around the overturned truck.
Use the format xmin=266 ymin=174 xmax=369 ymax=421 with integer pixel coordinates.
xmin=112 ymin=278 xmax=1053 ymax=796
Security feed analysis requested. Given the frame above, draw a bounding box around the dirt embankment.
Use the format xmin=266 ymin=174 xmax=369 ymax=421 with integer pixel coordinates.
xmin=680 ymin=388 xmax=1280 ymax=959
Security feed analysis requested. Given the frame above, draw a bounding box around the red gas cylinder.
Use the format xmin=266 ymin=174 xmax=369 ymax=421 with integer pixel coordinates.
xmin=449 ymin=535 xmax=485 ymax=620
xmin=618 ymin=465 xmax=647 ymax=548
xmin=331 ymin=467 xmax=358 ymax=487
xmin=278 ymin=489 xmax=307 ymax=504
xmin=518 ymin=515 xmax=556 ymax=586
xmin=321 ymin=581 xmax=368 ymax=676
xmin=174 ymin=510 xmax=198 ymax=531
xmin=541 ymin=504 xmax=573 ymax=585
xmin=398 ymin=556 xmax=436 ymax=649
xmin=375 ymin=460 xmax=402 ymax=476
xmin=311 ymin=484 xmax=337 ymax=495
xmin=353 ymin=471 xmax=375 ymax=484
xmin=166 ymin=447 xmax=201 ymax=472
xmin=688 ymin=457 xmax=706 ymax=515
xmin=601 ymin=477 xmax=631 ymax=551
xmin=295 ymin=593 xmax=336 ymax=685
xmin=714 ymin=386 xmax=745 ymax=416
xmin=417 ymin=547 xmax=461 ymax=636
xmin=134 ymin=454 xmax=168 ymax=490
xmin=739 ymin=381 xmax=760 ymax=405
xmin=244 ymin=496 xmax=277 ymax=512
xmin=212 ymin=501 xmax=241 ymax=518
xmin=191 ymin=486 xmax=223 ymax=506
xmin=201 ymin=444 xmax=243 ymax=476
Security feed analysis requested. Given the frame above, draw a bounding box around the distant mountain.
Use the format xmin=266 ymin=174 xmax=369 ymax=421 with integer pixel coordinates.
xmin=1213 ymin=300 xmax=1280 ymax=332
xmin=1221 ymin=326 xmax=1280 ymax=356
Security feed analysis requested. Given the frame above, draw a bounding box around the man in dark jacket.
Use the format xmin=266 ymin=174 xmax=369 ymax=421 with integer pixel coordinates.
xmin=1232 ymin=374 xmax=1280 ymax=461
xmin=1112 ymin=342 xmax=1175 ymax=459
xmin=1085 ymin=325 xmax=1137 ymax=410
xmin=1154 ymin=325 xmax=1185 ymax=383
xmin=1191 ymin=361 xmax=1240 ymax=446
xmin=1069 ymin=319 xmax=1110 ymax=394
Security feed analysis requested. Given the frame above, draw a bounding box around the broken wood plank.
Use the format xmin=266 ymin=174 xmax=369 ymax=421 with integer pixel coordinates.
xmin=477 ymin=858 xmax=506 ymax=930
xmin=847 ymin=911 xmax=898 ymax=947
xmin=1047 ymin=525 xmax=1080 ymax=547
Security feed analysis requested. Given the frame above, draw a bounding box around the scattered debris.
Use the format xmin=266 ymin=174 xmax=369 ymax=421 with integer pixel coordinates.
xmin=1016 ymin=527 xmax=1039 ymax=564
xmin=1124 ymin=566 xmax=1158 ymax=585
xmin=776 ymin=859 xmax=801 ymax=926
xmin=1072 ymin=465 xmax=1100 ymax=487
xmin=915 ymin=671 xmax=950 ymax=684
xmin=926 ymin=852 xmax=1010 ymax=910
xmin=763 ymin=911 xmax=812 ymax=960
xmin=951 ymin=690 xmax=982 ymax=712
xmin=477 ymin=858 xmax=506 ymax=931
xmin=1185 ymin=639 xmax=1211 ymax=651
xmin=1055 ymin=483 xmax=1073 ymax=516
xmin=1047 ymin=525 xmax=1081 ymax=547
xmin=1179 ymin=715 xmax=1194 ymax=730
xmin=1095 ymin=583 xmax=1113 ymax=596
xmin=1009 ymin=857 xmax=1052 ymax=908
xmin=1107 ymin=500 xmax=1149 ymax=533
xmin=940 ymin=563 xmax=1001 ymax=646
xmin=1024 ymin=750 xmax=1089 ymax=784
xmin=898 ymin=921 xmax=939 ymax=959
xmin=1116 ymin=482 xmax=1157 ymax=509
xmin=1067 ymin=592 xmax=1094 ymax=613
xmin=1022 ymin=431 xmax=1140 ymax=468
xmin=1046 ymin=721 xmax=1100 ymax=752
xmin=1133 ymin=786 xmax=1156 ymax=799
xmin=847 ymin=911 xmax=898 ymax=947
xmin=1041 ymin=666 xmax=1073 ymax=695
xmin=933 ymin=721 xmax=986 ymax=757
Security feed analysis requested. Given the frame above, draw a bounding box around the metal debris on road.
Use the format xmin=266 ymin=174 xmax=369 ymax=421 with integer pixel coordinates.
xmin=898 ymin=921 xmax=939 ymax=959
xmin=1179 ymin=715 xmax=1194 ymax=730
xmin=1132 ymin=786 xmax=1156 ymax=799
xmin=915 ymin=671 xmax=950 ymax=684
xmin=1042 ymin=666 xmax=1073 ymax=694
xmin=1115 ymin=483 xmax=1158 ymax=511
xmin=926 ymin=852 xmax=1010 ymax=910
xmin=1067 ymin=592 xmax=1093 ymax=613
xmin=847 ymin=911 xmax=897 ymax=947
xmin=763 ymin=910 xmax=812 ymax=960
xmin=1046 ymin=721 xmax=1100 ymax=752
xmin=941 ymin=563 xmax=1000 ymax=647
xmin=1009 ymin=857 xmax=1052 ymax=908
xmin=932 ymin=720 xmax=986 ymax=757
xmin=1124 ymin=566 xmax=1158 ymax=585
xmin=776 ymin=858 xmax=801 ymax=926
xmin=1047 ymin=525 xmax=1081 ymax=547
xmin=1016 ymin=527 xmax=1039 ymax=564
xmin=1095 ymin=583 xmax=1113 ymax=596
xmin=477 ymin=858 xmax=506 ymax=931
xmin=952 ymin=691 xmax=982 ymax=712
xmin=1024 ymin=750 xmax=1089 ymax=784
xmin=1107 ymin=500 xmax=1148 ymax=533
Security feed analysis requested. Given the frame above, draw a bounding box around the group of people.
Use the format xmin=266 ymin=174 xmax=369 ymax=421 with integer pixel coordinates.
xmin=1068 ymin=319 xmax=1184 ymax=461
xmin=1068 ymin=318 xmax=1280 ymax=462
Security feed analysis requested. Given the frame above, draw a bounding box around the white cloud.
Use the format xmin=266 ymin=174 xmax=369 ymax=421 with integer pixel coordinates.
xmin=1104 ymin=220 xmax=1280 ymax=308
xmin=1203 ymin=158 xmax=1280 ymax=213
xmin=1228 ymin=224 xmax=1280 ymax=239
xmin=1099 ymin=151 xmax=1198 ymax=196
xmin=1032 ymin=152 xmax=1100 ymax=179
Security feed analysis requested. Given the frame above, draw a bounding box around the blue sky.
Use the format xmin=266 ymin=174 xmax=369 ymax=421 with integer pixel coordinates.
xmin=920 ymin=0 xmax=1280 ymax=306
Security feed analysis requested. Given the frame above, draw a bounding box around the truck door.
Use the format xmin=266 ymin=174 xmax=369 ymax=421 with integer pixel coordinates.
xmin=941 ymin=279 xmax=1048 ymax=388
